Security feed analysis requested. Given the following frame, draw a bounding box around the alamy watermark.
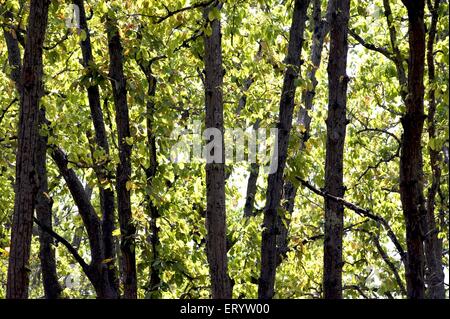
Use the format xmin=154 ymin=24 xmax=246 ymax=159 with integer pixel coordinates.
xmin=62 ymin=5 xmax=279 ymax=174
xmin=65 ymin=4 xmax=80 ymax=29
xmin=169 ymin=120 xmax=279 ymax=174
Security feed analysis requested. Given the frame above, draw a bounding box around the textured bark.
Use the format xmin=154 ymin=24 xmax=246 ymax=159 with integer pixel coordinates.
xmin=399 ymin=0 xmax=427 ymax=300
xmin=424 ymin=0 xmax=445 ymax=299
xmin=106 ymin=16 xmax=137 ymax=299
xmin=3 ymin=6 xmax=62 ymax=299
xmin=6 ymin=0 xmax=51 ymax=299
xmin=277 ymin=0 xmax=329 ymax=266
xmin=323 ymin=0 xmax=350 ymax=299
xmin=258 ymin=0 xmax=310 ymax=300
xmin=36 ymin=108 xmax=63 ymax=299
xmin=73 ymin=0 xmax=118 ymax=295
xmin=203 ymin=3 xmax=231 ymax=299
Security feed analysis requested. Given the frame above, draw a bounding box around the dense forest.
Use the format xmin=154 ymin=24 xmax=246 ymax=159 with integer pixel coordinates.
xmin=0 ymin=0 xmax=448 ymax=299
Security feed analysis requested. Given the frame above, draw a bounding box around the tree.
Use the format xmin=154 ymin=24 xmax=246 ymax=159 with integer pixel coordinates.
xmin=323 ymin=0 xmax=350 ymax=299
xmin=6 ymin=0 xmax=51 ymax=299
xmin=203 ymin=1 xmax=231 ymax=299
xmin=258 ymin=0 xmax=310 ymax=300
xmin=399 ymin=0 xmax=427 ymax=299
xmin=106 ymin=10 xmax=137 ymax=299
xmin=74 ymin=0 xmax=118 ymax=295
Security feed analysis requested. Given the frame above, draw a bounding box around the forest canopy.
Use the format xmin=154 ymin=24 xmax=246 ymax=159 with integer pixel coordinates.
xmin=0 ymin=0 xmax=448 ymax=299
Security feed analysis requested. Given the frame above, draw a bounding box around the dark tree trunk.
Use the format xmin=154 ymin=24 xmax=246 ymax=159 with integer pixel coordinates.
xmin=238 ymin=46 xmax=262 ymax=219
xmin=203 ymin=3 xmax=231 ymax=299
xmin=106 ymin=16 xmax=137 ymax=299
xmin=138 ymin=61 xmax=161 ymax=297
xmin=244 ymin=162 xmax=260 ymax=217
xmin=3 ymin=5 xmax=62 ymax=300
xmin=424 ymin=0 xmax=445 ymax=299
xmin=277 ymin=0 xmax=330 ymax=266
xmin=6 ymin=0 xmax=51 ymax=299
xmin=36 ymin=108 xmax=63 ymax=299
xmin=239 ymin=55 xmax=263 ymax=218
xmin=258 ymin=0 xmax=310 ymax=300
xmin=399 ymin=0 xmax=427 ymax=300
xmin=73 ymin=0 xmax=118 ymax=295
xmin=50 ymin=147 xmax=117 ymax=298
xmin=323 ymin=0 xmax=350 ymax=299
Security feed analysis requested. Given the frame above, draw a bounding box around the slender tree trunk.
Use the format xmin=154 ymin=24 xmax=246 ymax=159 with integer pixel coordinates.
xmin=3 ymin=6 xmax=62 ymax=299
xmin=203 ymin=3 xmax=231 ymax=299
xmin=258 ymin=0 xmax=310 ymax=300
xmin=323 ymin=0 xmax=350 ymax=299
xmin=277 ymin=0 xmax=330 ymax=266
xmin=239 ymin=45 xmax=262 ymax=218
xmin=36 ymin=108 xmax=63 ymax=299
xmin=6 ymin=0 xmax=51 ymax=299
xmin=139 ymin=62 xmax=161 ymax=297
xmin=50 ymin=147 xmax=117 ymax=298
xmin=106 ymin=16 xmax=137 ymax=299
xmin=244 ymin=161 xmax=260 ymax=217
xmin=399 ymin=0 xmax=427 ymax=299
xmin=73 ymin=0 xmax=118 ymax=294
xmin=424 ymin=0 xmax=445 ymax=299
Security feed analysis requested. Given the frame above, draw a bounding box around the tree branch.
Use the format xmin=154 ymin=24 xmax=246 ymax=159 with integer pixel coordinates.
xmin=33 ymin=217 xmax=92 ymax=280
xmin=349 ymin=28 xmax=393 ymax=61
xmin=155 ymin=0 xmax=216 ymax=23
xmin=296 ymin=177 xmax=407 ymax=265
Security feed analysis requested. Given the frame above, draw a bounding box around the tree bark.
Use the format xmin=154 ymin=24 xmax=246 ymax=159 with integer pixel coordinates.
xmin=36 ymin=108 xmax=63 ymax=299
xmin=424 ymin=0 xmax=445 ymax=299
xmin=6 ymin=0 xmax=51 ymax=299
xmin=3 ymin=5 xmax=63 ymax=299
xmin=73 ymin=0 xmax=118 ymax=295
xmin=258 ymin=0 xmax=310 ymax=300
xmin=277 ymin=0 xmax=330 ymax=266
xmin=203 ymin=2 xmax=232 ymax=299
xmin=399 ymin=0 xmax=427 ymax=299
xmin=138 ymin=60 xmax=161 ymax=297
xmin=323 ymin=0 xmax=350 ymax=299
xmin=106 ymin=15 xmax=137 ymax=299
xmin=50 ymin=147 xmax=117 ymax=298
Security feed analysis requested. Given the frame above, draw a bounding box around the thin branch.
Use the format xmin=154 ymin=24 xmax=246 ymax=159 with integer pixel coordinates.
xmin=382 ymin=0 xmax=407 ymax=92
xmin=356 ymin=227 xmax=407 ymax=296
xmin=0 ymin=98 xmax=17 ymax=125
xmin=343 ymin=285 xmax=370 ymax=299
xmin=155 ymin=0 xmax=216 ymax=23
xmin=296 ymin=177 xmax=407 ymax=265
xmin=356 ymin=127 xmax=401 ymax=144
xmin=349 ymin=28 xmax=393 ymax=61
xmin=33 ymin=217 xmax=92 ymax=279
xmin=44 ymin=30 xmax=72 ymax=50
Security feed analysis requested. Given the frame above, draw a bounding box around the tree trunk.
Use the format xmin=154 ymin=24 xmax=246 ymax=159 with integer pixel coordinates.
xmin=73 ymin=0 xmax=118 ymax=295
xmin=323 ymin=0 xmax=350 ymax=299
xmin=139 ymin=61 xmax=161 ymax=297
xmin=6 ymin=0 xmax=51 ymax=299
xmin=36 ymin=108 xmax=63 ymax=299
xmin=258 ymin=0 xmax=310 ymax=300
xmin=399 ymin=0 xmax=427 ymax=299
xmin=277 ymin=0 xmax=330 ymax=266
xmin=203 ymin=3 xmax=231 ymax=299
xmin=3 ymin=5 xmax=63 ymax=300
xmin=424 ymin=0 xmax=445 ymax=299
xmin=106 ymin=16 xmax=137 ymax=299
xmin=50 ymin=146 xmax=117 ymax=298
